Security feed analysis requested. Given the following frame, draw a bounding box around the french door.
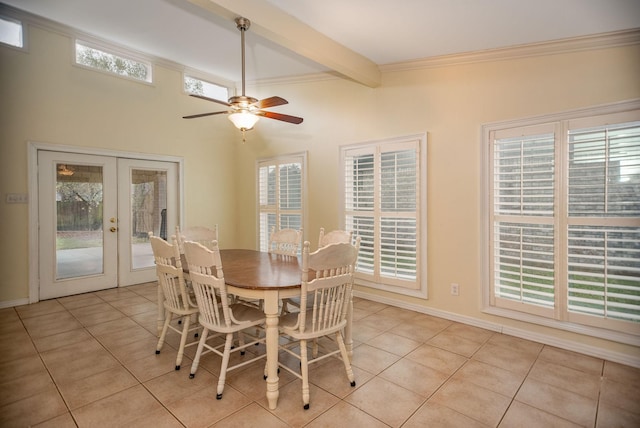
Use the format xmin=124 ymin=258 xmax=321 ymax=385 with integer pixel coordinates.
xmin=38 ymin=151 xmax=178 ymax=299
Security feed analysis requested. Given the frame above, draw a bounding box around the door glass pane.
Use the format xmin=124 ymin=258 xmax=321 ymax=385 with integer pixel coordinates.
xmin=56 ymin=163 xmax=104 ymax=279
xmin=131 ymin=169 xmax=167 ymax=270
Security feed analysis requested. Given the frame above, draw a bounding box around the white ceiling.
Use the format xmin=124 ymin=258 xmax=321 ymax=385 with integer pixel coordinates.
xmin=3 ymin=0 xmax=639 ymax=87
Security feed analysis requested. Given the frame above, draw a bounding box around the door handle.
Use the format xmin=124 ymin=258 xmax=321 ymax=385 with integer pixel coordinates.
xmin=110 ymin=227 xmax=117 ymax=232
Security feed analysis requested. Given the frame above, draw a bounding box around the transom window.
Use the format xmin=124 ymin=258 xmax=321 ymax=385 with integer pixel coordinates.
xmin=485 ymin=104 xmax=640 ymax=342
xmin=75 ymin=40 xmax=151 ymax=82
xmin=341 ymin=134 xmax=427 ymax=298
xmin=184 ymin=75 xmax=228 ymax=102
xmin=0 ymin=15 xmax=23 ymax=48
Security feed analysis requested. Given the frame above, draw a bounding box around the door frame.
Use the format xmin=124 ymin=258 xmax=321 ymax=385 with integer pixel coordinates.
xmin=28 ymin=141 xmax=185 ymax=303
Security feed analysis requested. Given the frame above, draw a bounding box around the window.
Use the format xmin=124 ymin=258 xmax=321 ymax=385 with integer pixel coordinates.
xmin=257 ymin=154 xmax=306 ymax=252
xmin=485 ymin=104 xmax=640 ymax=340
xmin=0 ymin=15 xmax=23 ymax=48
xmin=341 ymin=134 xmax=427 ymax=298
xmin=184 ymin=75 xmax=228 ymax=102
xmin=75 ymin=40 xmax=151 ymax=82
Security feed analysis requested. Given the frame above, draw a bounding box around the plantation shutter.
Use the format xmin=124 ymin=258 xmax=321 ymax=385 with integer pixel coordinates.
xmin=258 ymin=157 xmax=304 ymax=252
xmin=566 ymin=119 xmax=640 ymax=325
xmin=490 ymin=124 xmax=557 ymax=317
xmin=343 ymin=138 xmax=423 ymax=294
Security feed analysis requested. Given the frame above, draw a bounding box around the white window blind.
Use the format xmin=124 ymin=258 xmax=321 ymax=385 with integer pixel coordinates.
xmin=486 ymin=106 xmax=640 ymax=339
xmin=342 ymin=135 xmax=426 ymax=297
xmin=258 ymin=155 xmax=305 ymax=252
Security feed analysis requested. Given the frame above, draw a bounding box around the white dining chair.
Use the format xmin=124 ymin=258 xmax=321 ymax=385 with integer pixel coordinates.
xmin=175 ymin=224 xmax=218 ymax=253
xmin=277 ymin=239 xmax=360 ymax=409
xmin=150 ymin=235 xmax=200 ymax=370
xmin=268 ymin=226 xmax=302 ymax=256
xmin=184 ymin=240 xmax=267 ymax=400
xmin=317 ymin=227 xmax=353 ymax=249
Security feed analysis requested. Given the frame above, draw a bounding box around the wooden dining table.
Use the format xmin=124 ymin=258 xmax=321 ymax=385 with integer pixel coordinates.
xmin=167 ymin=248 xmax=354 ymax=410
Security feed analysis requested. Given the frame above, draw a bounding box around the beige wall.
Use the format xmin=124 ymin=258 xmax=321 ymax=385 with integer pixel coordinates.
xmin=2 ymin=23 xmax=639 ymax=362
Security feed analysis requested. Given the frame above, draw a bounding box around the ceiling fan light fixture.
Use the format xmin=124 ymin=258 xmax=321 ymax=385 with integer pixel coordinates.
xmin=228 ymin=110 xmax=259 ymax=131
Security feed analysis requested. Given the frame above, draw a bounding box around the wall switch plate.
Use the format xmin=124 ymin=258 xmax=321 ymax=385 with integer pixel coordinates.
xmin=5 ymin=193 xmax=28 ymax=204
xmin=450 ymin=283 xmax=459 ymax=296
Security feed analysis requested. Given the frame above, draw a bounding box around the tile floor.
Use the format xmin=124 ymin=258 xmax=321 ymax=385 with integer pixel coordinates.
xmin=1 ymin=282 xmax=639 ymax=427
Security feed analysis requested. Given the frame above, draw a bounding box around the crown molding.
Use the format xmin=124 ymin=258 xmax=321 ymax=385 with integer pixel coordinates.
xmin=380 ymin=28 xmax=640 ymax=73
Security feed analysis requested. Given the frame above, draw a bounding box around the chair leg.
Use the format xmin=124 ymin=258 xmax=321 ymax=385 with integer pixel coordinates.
xmin=189 ymin=328 xmax=209 ymax=379
xmin=300 ymin=339 xmax=310 ymax=409
xmin=216 ymin=333 xmax=234 ymax=399
xmin=174 ymin=315 xmax=191 ymax=370
xmin=155 ymin=313 xmax=172 ymax=354
xmin=335 ymin=332 xmax=356 ymax=387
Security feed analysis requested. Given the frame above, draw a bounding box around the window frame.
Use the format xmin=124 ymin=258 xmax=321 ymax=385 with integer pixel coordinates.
xmin=340 ymin=133 xmax=427 ymax=298
xmin=183 ymin=72 xmax=230 ymax=103
xmin=256 ymin=152 xmax=307 ymax=252
xmin=74 ymin=38 xmax=153 ymax=84
xmin=482 ymin=100 xmax=640 ymax=345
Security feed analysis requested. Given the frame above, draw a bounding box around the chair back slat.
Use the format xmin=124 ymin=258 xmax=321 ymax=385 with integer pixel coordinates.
xmin=318 ymin=227 xmax=353 ymax=249
xmin=176 ymin=225 xmax=218 ymax=253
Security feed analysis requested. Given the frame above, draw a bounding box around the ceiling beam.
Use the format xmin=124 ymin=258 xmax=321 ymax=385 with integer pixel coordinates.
xmin=186 ymin=0 xmax=381 ymax=88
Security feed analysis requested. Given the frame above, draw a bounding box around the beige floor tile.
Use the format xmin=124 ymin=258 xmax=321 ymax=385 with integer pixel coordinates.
xmin=211 ymin=402 xmax=289 ymax=428
xmin=538 ymin=345 xmax=604 ymax=374
xmin=350 ymin=343 xmax=401 ymax=374
xmin=350 ymin=322 xmax=386 ymax=343
xmin=85 ymin=316 xmax=139 ymax=336
xmin=379 ymin=357 xmax=449 ymax=398
xmin=260 ymin=379 xmax=341 ymax=427
xmin=94 ymin=324 xmax=156 ymax=350
xmin=528 ymin=358 xmax=601 ymax=398
xmin=377 ymin=305 xmax=424 ymax=321
xmin=308 ymin=357 xmax=374 ymax=398
xmin=430 ymin=378 xmax=511 ymax=426
xmin=42 ymin=340 xmax=120 ymax=384
xmin=389 ymin=320 xmax=447 ymax=343
xmin=31 ymin=327 xmax=92 ymax=353
xmin=603 ymin=360 xmax=640 ymax=385
xmin=166 ymin=383 xmax=251 ymax=428
xmin=15 ymin=299 xmax=67 ymax=319
xmin=0 ymin=383 xmax=68 ymax=427
xmin=124 ymin=407 xmax=184 ymax=428
xmin=499 ymin=401 xmax=582 ymax=428
xmin=405 ymin=344 xmax=468 ymax=375
xmin=515 ymin=377 xmax=597 ymax=427
xmin=486 ymin=333 xmax=543 ymax=356
xmin=69 ymin=303 xmax=126 ymax=326
xmin=33 ymin=412 xmax=78 ymax=428
xmin=427 ymin=329 xmax=485 ymax=357
xmin=124 ymin=347 xmax=182 ymax=382
xmin=108 ymin=335 xmax=167 ymax=365
xmin=442 ymin=322 xmax=495 ymax=344
xmin=72 ymin=384 xmax=165 ymax=428
xmin=452 ymin=360 xmax=525 ymax=398
xmin=117 ymin=301 xmax=158 ymax=316
xmin=353 ymin=299 xmax=388 ymax=312
xmin=58 ymin=294 xmax=105 ymax=310
xmin=345 ymin=376 xmax=425 ymax=427
xmin=57 ymin=365 xmax=139 ymax=409
xmin=596 ymin=401 xmax=640 ymax=428
xmin=599 ymin=377 xmax=640 ymax=415
xmin=144 ymin=366 xmax=217 ymax=405
xmin=0 ymin=351 xmax=47 ymax=381
xmin=472 ymin=342 xmax=537 ymax=375
xmin=93 ymin=288 xmax=139 ymax=302
xmin=0 ymin=370 xmax=55 ymax=407
xmin=403 ymin=402 xmax=490 ymax=428
xmin=358 ymin=312 xmax=404 ymax=331
xmin=367 ymin=331 xmax=422 ymax=356
xmin=21 ymin=311 xmax=84 ymax=339
xmin=0 ymin=331 xmax=38 ymax=364
xmin=306 ymin=401 xmax=389 ymax=428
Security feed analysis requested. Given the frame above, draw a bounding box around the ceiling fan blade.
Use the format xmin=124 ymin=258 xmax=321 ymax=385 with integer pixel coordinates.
xmin=252 ymin=96 xmax=288 ymax=109
xmin=189 ymin=94 xmax=231 ymax=107
xmin=182 ymin=111 xmax=228 ymax=119
xmin=257 ymin=110 xmax=304 ymax=124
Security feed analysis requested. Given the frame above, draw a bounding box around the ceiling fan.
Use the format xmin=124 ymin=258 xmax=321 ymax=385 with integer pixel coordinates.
xmin=183 ymin=17 xmax=303 ymax=141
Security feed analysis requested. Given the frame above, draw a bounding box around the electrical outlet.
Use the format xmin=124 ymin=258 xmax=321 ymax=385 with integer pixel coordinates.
xmin=450 ymin=283 xmax=459 ymax=296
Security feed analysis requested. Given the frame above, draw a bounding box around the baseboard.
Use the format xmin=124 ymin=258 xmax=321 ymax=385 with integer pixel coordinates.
xmin=353 ymin=289 xmax=640 ymax=369
xmin=0 ymin=298 xmax=30 ymax=309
